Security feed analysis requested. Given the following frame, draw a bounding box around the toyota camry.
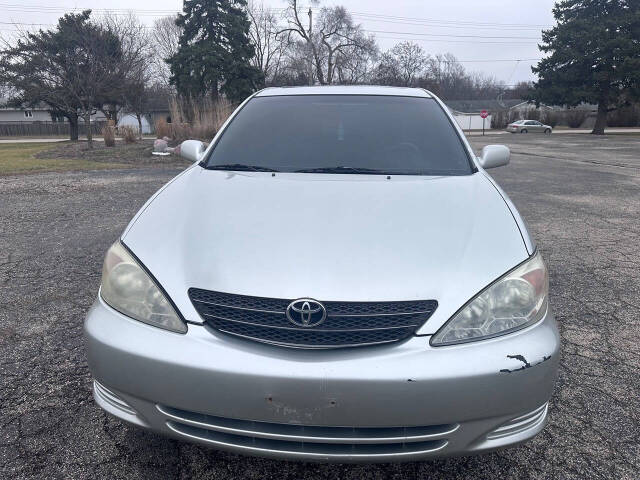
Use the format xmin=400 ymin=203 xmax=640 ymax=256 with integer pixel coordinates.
xmin=85 ymin=86 xmax=559 ymax=462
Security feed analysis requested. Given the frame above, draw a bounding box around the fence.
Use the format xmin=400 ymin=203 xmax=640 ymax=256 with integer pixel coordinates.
xmin=0 ymin=121 xmax=107 ymax=137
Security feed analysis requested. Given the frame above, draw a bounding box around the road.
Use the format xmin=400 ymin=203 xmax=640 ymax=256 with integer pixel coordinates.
xmin=1 ymin=134 xmax=638 ymax=479
xmin=465 ymin=127 xmax=640 ymax=136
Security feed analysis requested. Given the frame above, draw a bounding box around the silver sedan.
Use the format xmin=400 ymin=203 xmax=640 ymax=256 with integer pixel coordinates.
xmin=507 ymin=120 xmax=553 ymax=134
xmin=85 ymin=86 xmax=559 ymax=462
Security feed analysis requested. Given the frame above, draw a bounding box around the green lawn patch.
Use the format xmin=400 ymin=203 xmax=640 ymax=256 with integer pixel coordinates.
xmin=0 ymin=142 xmax=129 ymax=175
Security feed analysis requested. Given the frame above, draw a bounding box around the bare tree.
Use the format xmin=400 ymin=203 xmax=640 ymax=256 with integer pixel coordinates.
xmin=315 ymin=7 xmax=376 ymax=84
xmin=99 ymin=12 xmax=151 ymax=124
xmin=280 ymin=1 xmax=374 ymax=85
xmin=247 ymin=1 xmax=287 ymax=83
xmin=372 ymin=41 xmax=427 ymax=87
xmin=150 ymin=15 xmax=182 ymax=88
xmin=333 ymin=34 xmax=378 ymax=84
xmin=390 ymin=42 xmax=428 ymax=86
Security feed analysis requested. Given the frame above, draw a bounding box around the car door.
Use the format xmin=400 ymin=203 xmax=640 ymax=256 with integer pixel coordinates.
xmin=532 ymin=121 xmax=545 ymax=133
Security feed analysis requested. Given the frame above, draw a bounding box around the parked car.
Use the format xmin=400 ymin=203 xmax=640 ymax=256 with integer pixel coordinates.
xmin=85 ymin=86 xmax=559 ymax=463
xmin=507 ymin=120 xmax=553 ymax=134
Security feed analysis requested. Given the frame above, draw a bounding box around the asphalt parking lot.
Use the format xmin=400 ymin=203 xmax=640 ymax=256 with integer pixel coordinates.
xmin=1 ymin=133 xmax=639 ymax=479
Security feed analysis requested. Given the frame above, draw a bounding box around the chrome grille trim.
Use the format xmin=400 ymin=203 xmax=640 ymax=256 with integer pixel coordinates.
xmin=157 ymin=405 xmax=459 ymax=444
xmin=486 ymin=403 xmax=548 ymax=440
xmin=158 ymin=404 xmax=453 ymax=458
xmin=189 ymin=288 xmax=437 ymax=349
xmin=93 ymin=381 xmax=137 ymax=416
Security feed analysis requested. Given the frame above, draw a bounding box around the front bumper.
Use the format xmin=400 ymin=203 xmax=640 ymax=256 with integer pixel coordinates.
xmin=85 ymin=297 xmax=560 ymax=462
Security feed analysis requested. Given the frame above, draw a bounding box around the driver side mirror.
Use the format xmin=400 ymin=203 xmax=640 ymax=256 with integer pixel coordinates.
xmin=178 ymin=140 xmax=207 ymax=163
xmin=478 ymin=145 xmax=510 ymax=169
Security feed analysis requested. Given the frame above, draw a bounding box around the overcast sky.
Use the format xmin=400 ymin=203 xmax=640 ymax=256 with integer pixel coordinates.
xmin=1 ymin=0 xmax=558 ymax=85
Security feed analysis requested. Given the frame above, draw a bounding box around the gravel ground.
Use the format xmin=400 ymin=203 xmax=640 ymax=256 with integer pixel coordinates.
xmin=1 ymin=134 xmax=639 ymax=479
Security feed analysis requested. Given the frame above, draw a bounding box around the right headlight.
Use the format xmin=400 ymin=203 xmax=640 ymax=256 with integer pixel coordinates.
xmin=431 ymin=251 xmax=548 ymax=346
xmin=100 ymin=241 xmax=187 ymax=333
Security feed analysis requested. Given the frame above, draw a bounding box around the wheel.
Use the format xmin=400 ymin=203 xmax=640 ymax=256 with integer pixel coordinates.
xmin=521 ymin=129 xmax=528 ymax=134
xmin=544 ymin=128 xmax=551 ymax=134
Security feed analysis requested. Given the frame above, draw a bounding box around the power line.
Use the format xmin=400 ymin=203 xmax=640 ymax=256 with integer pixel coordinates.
xmin=349 ymin=11 xmax=553 ymax=28
xmin=0 ymin=20 xmax=541 ymax=40
xmin=351 ymin=15 xmax=547 ymax=32
xmin=0 ymin=3 xmax=554 ymax=28
xmin=375 ymin=36 xmax=536 ymax=45
xmin=365 ymin=29 xmax=540 ymax=40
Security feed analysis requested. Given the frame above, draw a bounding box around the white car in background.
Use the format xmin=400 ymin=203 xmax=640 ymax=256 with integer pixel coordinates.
xmin=507 ymin=120 xmax=552 ymax=134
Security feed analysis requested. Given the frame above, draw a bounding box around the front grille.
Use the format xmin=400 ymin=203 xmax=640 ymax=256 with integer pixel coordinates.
xmin=188 ymin=288 xmax=437 ymax=349
xmin=157 ymin=404 xmax=454 ymax=460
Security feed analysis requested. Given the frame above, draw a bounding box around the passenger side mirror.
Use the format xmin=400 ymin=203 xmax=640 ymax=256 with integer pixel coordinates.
xmin=478 ymin=145 xmax=510 ymax=169
xmin=179 ymin=140 xmax=207 ymax=163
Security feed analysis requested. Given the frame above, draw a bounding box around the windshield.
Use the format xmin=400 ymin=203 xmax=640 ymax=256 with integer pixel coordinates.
xmin=204 ymin=95 xmax=473 ymax=175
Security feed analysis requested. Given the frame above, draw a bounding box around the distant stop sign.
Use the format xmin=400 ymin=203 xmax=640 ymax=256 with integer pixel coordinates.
xmin=480 ymin=109 xmax=489 ymax=119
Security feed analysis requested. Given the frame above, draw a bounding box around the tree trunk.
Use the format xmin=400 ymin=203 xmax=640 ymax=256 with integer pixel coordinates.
xmin=592 ymin=101 xmax=608 ymax=135
xmin=136 ymin=114 xmax=143 ymax=140
xmin=84 ymin=113 xmax=93 ymax=148
xmin=326 ymin=50 xmax=334 ymax=85
xmin=68 ymin=114 xmax=79 ymax=141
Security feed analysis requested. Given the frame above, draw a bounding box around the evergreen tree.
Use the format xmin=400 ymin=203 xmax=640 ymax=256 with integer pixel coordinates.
xmin=168 ymin=0 xmax=264 ymax=102
xmin=532 ymin=0 xmax=640 ymax=134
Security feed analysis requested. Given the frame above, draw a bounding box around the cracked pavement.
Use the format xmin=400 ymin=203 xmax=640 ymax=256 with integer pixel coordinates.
xmin=1 ymin=134 xmax=639 ymax=479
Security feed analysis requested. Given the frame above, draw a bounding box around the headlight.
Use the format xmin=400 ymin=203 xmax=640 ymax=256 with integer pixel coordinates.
xmin=100 ymin=241 xmax=187 ymax=333
xmin=431 ymin=251 xmax=548 ymax=346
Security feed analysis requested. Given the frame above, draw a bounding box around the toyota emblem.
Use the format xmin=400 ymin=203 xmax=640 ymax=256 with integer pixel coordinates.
xmin=286 ymin=299 xmax=327 ymax=327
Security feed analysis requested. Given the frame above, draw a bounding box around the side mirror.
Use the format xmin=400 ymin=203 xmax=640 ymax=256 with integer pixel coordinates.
xmin=478 ymin=145 xmax=510 ymax=169
xmin=179 ymin=140 xmax=207 ymax=163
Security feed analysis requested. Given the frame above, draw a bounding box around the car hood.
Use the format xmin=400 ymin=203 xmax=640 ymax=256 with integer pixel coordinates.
xmin=122 ymin=167 xmax=529 ymax=334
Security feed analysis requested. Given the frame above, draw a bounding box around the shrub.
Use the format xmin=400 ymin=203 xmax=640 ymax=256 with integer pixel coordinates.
xmin=121 ymin=126 xmax=137 ymax=144
xmin=491 ymin=110 xmax=509 ymax=129
xmin=102 ymin=125 xmax=116 ymax=147
xmin=507 ymin=110 xmax=521 ymax=124
xmin=155 ymin=118 xmax=171 ymax=139
xmin=608 ymin=105 xmax=640 ymax=127
xmin=542 ymin=110 xmax=559 ymax=127
xmin=566 ymin=109 xmax=588 ymax=128
xmin=526 ymin=108 xmax=541 ymax=121
xmin=166 ymin=96 xmax=235 ymax=143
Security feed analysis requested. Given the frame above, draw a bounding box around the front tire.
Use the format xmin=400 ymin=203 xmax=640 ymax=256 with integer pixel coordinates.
xmin=544 ymin=128 xmax=551 ymax=134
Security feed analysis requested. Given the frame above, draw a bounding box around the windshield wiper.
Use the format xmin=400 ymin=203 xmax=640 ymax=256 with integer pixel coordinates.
xmin=207 ymin=163 xmax=279 ymax=172
xmin=294 ymin=166 xmax=385 ymax=174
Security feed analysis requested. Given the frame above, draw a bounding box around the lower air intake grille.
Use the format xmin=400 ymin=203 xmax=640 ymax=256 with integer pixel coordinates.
xmin=157 ymin=404 xmax=454 ymax=460
xmin=188 ymin=288 xmax=437 ymax=349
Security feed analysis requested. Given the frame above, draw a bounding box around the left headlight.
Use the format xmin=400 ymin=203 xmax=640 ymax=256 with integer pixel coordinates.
xmin=431 ymin=251 xmax=548 ymax=346
xmin=100 ymin=241 xmax=187 ymax=333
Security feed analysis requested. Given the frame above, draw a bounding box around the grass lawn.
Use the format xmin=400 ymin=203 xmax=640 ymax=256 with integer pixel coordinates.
xmin=0 ymin=142 xmax=130 ymax=175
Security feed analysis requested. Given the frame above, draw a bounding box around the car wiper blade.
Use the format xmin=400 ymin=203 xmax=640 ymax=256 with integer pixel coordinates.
xmin=207 ymin=163 xmax=279 ymax=172
xmin=295 ymin=166 xmax=385 ymax=174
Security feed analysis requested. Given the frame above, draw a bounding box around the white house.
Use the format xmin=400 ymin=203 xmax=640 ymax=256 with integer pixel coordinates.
xmin=0 ymin=104 xmax=53 ymax=122
xmin=117 ymin=113 xmax=153 ymax=135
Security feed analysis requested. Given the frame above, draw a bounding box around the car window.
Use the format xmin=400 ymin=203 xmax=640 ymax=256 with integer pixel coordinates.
xmin=205 ymin=95 xmax=473 ymax=176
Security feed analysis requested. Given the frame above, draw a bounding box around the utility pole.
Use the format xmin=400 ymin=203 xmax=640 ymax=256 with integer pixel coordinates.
xmin=308 ymin=7 xmax=313 ymax=86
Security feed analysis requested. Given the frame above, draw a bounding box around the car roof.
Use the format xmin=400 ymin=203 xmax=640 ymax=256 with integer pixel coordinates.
xmin=255 ymin=86 xmax=433 ymax=98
